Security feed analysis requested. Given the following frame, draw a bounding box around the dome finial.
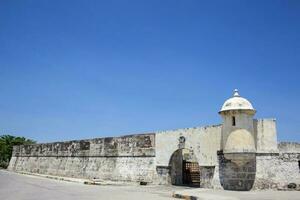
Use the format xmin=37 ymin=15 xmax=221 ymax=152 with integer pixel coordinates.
xmin=233 ymin=89 xmax=240 ymax=97
xmin=219 ymin=88 xmax=255 ymax=113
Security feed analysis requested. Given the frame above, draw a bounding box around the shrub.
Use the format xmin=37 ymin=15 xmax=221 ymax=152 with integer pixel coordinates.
xmin=0 ymin=135 xmax=35 ymax=169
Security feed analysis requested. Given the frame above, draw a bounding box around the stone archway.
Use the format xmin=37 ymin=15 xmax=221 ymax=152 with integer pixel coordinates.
xmin=168 ymin=148 xmax=200 ymax=187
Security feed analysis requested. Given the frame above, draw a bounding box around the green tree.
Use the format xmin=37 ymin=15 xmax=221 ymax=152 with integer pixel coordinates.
xmin=0 ymin=135 xmax=36 ymax=168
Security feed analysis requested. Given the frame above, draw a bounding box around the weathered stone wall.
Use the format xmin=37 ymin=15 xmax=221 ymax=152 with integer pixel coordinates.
xmin=278 ymin=142 xmax=300 ymax=153
xmin=253 ymin=153 xmax=300 ymax=190
xmin=156 ymin=125 xmax=222 ymax=167
xmin=8 ymin=134 xmax=156 ymax=182
xmin=254 ymin=119 xmax=278 ymax=153
xmin=199 ymin=166 xmax=215 ymax=188
xmin=252 ymin=142 xmax=300 ymax=190
xmin=218 ymin=152 xmax=256 ymax=191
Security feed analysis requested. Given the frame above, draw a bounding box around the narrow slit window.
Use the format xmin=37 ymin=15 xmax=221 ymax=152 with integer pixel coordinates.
xmin=232 ymin=116 xmax=236 ymax=126
xmin=298 ymin=161 xmax=300 ymax=171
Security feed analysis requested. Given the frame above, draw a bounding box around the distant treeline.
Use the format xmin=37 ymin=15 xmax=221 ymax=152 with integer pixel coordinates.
xmin=0 ymin=135 xmax=36 ymax=168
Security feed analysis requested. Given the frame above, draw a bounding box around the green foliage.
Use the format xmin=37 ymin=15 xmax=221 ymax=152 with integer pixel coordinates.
xmin=0 ymin=135 xmax=36 ymax=168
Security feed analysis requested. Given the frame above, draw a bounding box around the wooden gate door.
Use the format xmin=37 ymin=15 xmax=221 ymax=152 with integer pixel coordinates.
xmin=182 ymin=161 xmax=200 ymax=187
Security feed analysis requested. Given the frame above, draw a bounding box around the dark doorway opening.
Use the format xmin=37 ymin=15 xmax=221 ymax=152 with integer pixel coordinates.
xmin=182 ymin=161 xmax=200 ymax=187
xmin=169 ymin=149 xmax=200 ymax=187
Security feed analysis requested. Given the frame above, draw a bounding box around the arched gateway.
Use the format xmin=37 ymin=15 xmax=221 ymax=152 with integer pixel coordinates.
xmin=169 ymin=148 xmax=200 ymax=187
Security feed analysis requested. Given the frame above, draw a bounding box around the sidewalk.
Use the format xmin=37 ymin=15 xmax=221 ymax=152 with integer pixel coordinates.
xmin=172 ymin=188 xmax=300 ymax=200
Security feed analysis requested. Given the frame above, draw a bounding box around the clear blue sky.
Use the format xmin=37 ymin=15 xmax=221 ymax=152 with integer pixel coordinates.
xmin=0 ymin=0 xmax=299 ymax=143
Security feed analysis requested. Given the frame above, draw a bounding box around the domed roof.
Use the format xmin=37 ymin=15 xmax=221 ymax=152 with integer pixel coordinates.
xmin=219 ymin=89 xmax=255 ymax=113
xmin=224 ymin=129 xmax=256 ymax=154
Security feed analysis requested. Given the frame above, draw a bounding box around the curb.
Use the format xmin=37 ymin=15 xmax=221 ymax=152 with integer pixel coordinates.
xmin=9 ymin=170 xmax=87 ymax=184
xmin=6 ymin=170 xmax=140 ymax=187
xmin=83 ymin=181 xmax=102 ymax=185
xmin=172 ymin=192 xmax=199 ymax=200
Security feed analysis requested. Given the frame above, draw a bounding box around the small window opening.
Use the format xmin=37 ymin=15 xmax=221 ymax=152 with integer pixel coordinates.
xmin=232 ymin=116 xmax=236 ymax=126
xmin=298 ymin=161 xmax=300 ymax=171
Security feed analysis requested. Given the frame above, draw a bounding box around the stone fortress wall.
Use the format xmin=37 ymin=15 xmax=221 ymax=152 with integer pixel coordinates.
xmin=8 ymin=118 xmax=299 ymax=190
xmin=8 ymin=134 xmax=156 ymax=182
xmin=253 ymin=141 xmax=300 ymax=190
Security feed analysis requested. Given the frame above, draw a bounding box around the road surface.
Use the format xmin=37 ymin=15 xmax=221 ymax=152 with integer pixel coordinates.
xmin=0 ymin=170 xmax=298 ymax=200
xmin=0 ymin=170 xmax=176 ymax=200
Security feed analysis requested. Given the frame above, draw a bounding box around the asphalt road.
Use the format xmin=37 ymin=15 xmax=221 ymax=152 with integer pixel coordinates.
xmin=0 ymin=170 xmax=176 ymax=200
xmin=1 ymin=170 xmax=299 ymax=200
